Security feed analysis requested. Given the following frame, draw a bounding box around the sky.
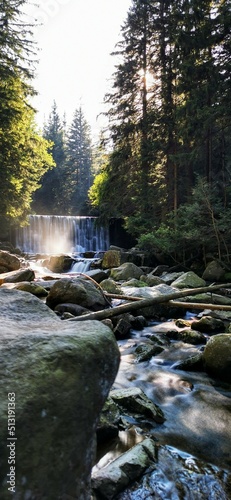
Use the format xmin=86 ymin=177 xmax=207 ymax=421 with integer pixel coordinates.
xmin=25 ymin=0 xmax=132 ymax=140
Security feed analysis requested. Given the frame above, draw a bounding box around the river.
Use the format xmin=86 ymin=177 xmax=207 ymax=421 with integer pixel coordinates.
xmin=95 ymin=317 xmax=231 ymax=499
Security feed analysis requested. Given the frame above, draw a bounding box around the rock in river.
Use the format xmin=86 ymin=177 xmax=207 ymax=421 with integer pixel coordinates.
xmin=0 ymin=288 xmax=120 ymax=499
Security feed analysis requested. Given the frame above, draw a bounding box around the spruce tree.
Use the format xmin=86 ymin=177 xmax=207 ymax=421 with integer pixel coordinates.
xmin=32 ymin=101 xmax=66 ymax=214
xmin=0 ymin=0 xmax=54 ymax=235
xmin=65 ymin=107 xmax=92 ymax=215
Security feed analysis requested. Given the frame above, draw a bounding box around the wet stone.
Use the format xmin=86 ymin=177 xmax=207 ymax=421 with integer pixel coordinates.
xmin=110 ymin=387 xmax=165 ymax=424
xmin=191 ymin=316 xmax=226 ymax=333
xmin=173 ymin=352 xmax=204 ymax=371
xmin=134 ymin=343 xmax=164 ymax=362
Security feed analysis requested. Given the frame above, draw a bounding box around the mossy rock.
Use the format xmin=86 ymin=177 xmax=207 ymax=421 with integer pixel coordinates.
xmin=203 ymin=334 xmax=231 ymax=382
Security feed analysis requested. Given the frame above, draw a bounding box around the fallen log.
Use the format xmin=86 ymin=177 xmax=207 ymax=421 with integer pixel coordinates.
xmin=168 ymin=300 xmax=231 ymax=311
xmin=68 ymin=283 xmax=231 ymax=322
xmin=105 ymin=293 xmax=231 ymax=312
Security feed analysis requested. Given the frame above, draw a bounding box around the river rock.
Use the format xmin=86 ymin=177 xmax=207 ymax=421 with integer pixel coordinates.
xmin=173 ymin=352 xmax=204 ymax=371
xmin=102 ymin=249 xmax=121 ymax=269
xmin=0 ymin=267 xmax=35 ymax=284
xmin=191 ymin=316 xmax=225 ymax=333
xmin=123 ymin=278 xmax=147 ymax=287
xmin=129 ymin=314 xmax=147 ymax=330
xmin=0 ymin=250 xmax=21 ymax=273
xmin=92 ymin=437 xmax=156 ymax=499
xmin=110 ymin=262 xmax=143 ymax=281
xmin=0 ymin=288 xmax=120 ymax=498
xmin=113 ymin=317 xmax=131 ymax=339
xmin=84 ymin=269 xmax=108 ymax=283
xmin=110 ymin=387 xmax=165 ymax=423
xmin=46 ymin=277 xmax=108 ymax=310
xmin=203 ymin=334 xmax=231 ymax=382
xmin=97 ymin=397 xmax=121 ymax=443
xmin=1 ymin=281 xmax=48 ymax=297
xmin=43 ymin=254 xmax=75 ymax=273
xmin=134 ymin=343 xmax=164 ymax=362
xmin=202 ymin=260 xmax=225 ymax=282
xmin=140 ymin=274 xmax=165 ymax=286
xmin=121 ymin=284 xmax=181 ymax=318
xmin=100 ymin=278 xmax=122 ymax=295
xmin=54 ymin=302 xmax=90 ymax=317
xmin=171 ymin=271 xmax=206 ymax=289
xmin=166 ymin=328 xmax=207 ymax=345
xmin=160 ymin=271 xmax=185 ymax=284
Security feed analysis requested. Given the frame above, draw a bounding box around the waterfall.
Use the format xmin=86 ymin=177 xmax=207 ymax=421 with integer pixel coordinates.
xmin=15 ymin=215 xmax=110 ymax=254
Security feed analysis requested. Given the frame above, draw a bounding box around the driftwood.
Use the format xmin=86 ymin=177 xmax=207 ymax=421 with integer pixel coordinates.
xmin=68 ymin=283 xmax=231 ymax=322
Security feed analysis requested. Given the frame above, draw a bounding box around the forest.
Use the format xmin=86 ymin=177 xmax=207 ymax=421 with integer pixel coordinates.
xmin=0 ymin=0 xmax=231 ymax=266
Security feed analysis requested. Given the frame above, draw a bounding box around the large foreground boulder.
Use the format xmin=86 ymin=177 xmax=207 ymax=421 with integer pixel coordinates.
xmin=0 ymin=288 xmax=120 ymax=499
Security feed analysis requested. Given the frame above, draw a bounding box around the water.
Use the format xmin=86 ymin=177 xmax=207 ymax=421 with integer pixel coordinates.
xmin=94 ymin=320 xmax=231 ymax=498
xmin=15 ymin=215 xmax=110 ymax=254
xmin=114 ymin=324 xmax=231 ymax=469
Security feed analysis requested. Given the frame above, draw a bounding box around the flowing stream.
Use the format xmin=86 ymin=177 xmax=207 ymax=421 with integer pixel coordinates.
xmin=95 ymin=319 xmax=231 ymax=498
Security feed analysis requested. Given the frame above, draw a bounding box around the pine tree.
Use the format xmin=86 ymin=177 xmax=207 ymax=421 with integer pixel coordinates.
xmin=98 ymin=0 xmax=163 ymax=232
xmin=0 ymin=0 xmax=54 ymax=235
xmin=91 ymin=0 xmax=231 ymax=244
xmin=32 ymin=101 xmax=66 ymax=214
xmin=66 ymin=107 xmax=92 ymax=214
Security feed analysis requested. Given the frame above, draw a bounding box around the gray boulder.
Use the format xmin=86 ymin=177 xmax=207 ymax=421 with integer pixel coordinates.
xmin=120 ymin=284 xmax=181 ymax=318
xmin=100 ymin=278 xmax=122 ymax=295
xmin=171 ymin=271 xmax=206 ymax=289
xmin=160 ymin=271 xmax=185 ymax=284
xmin=134 ymin=343 xmax=164 ymax=362
xmin=0 ymin=267 xmax=35 ymax=284
xmin=110 ymin=262 xmax=143 ymax=281
xmin=1 ymin=281 xmax=48 ymax=297
xmin=0 ymin=288 xmax=120 ymax=499
xmin=46 ymin=277 xmax=108 ymax=310
xmin=43 ymin=254 xmax=74 ymax=273
xmin=110 ymin=387 xmax=165 ymax=423
xmin=92 ymin=437 xmax=156 ymax=499
xmin=202 ymin=260 xmax=225 ymax=282
xmin=203 ymin=334 xmax=231 ymax=382
xmin=140 ymin=274 xmax=165 ymax=286
xmin=84 ymin=269 xmax=108 ymax=283
xmin=0 ymin=250 xmax=20 ymax=273
xmin=102 ymin=249 xmax=121 ymax=269
xmin=191 ymin=316 xmax=225 ymax=333
xmin=166 ymin=328 xmax=206 ymax=345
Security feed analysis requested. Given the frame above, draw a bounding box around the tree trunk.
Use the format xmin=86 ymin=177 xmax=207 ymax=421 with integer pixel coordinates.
xmin=68 ymin=283 xmax=231 ymax=322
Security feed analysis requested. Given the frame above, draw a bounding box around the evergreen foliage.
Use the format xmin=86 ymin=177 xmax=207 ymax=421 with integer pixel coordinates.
xmin=32 ymin=101 xmax=66 ymax=214
xmin=65 ymin=107 xmax=92 ymax=215
xmin=90 ymin=0 xmax=231 ymax=262
xmin=0 ymin=0 xmax=54 ymax=236
xmin=33 ymin=105 xmax=93 ymax=215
